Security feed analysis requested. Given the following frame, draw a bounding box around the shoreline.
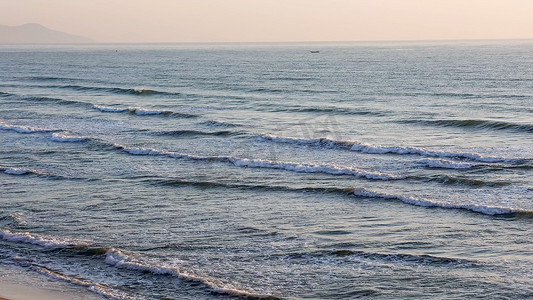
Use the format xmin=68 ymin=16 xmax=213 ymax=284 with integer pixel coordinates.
xmin=0 ymin=282 xmax=104 ymax=300
xmin=0 ymin=264 xmax=104 ymax=300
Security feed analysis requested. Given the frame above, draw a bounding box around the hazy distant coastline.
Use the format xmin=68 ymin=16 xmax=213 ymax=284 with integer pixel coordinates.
xmin=0 ymin=23 xmax=93 ymax=44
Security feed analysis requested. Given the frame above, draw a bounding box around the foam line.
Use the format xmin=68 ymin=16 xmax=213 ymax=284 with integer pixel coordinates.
xmin=33 ymin=266 xmax=133 ymax=300
xmin=352 ymin=187 xmax=533 ymax=216
xmin=51 ymin=132 xmax=89 ymax=143
xmin=0 ymin=121 xmax=58 ymax=134
xmin=93 ymin=105 xmax=194 ymax=117
xmin=105 ymin=249 xmax=280 ymax=299
xmin=417 ymin=159 xmax=477 ymax=169
xmin=0 ymin=228 xmax=80 ymax=248
xmin=113 ymin=144 xmax=402 ymax=181
xmin=260 ymin=134 xmax=526 ymax=163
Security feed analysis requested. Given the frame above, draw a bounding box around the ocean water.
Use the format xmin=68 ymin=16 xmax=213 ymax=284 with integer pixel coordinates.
xmin=0 ymin=41 xmax=532 ymax=299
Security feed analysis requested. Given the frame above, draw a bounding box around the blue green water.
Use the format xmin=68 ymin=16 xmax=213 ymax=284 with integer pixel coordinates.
xmin=1 ymin=41 xmax=532 ymax=299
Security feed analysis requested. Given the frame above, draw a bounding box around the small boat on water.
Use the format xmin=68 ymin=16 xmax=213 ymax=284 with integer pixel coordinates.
xmin=310 ymin=50 xmax=320 ymax=53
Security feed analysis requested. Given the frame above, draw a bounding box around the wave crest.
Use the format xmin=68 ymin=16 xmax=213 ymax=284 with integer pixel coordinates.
xmin=260 ymin=134 xmax=527 ymax=163
xmin=0 ymin=166 xmax=46 ymax=176
xmin=417 ymin=159 xmax=477 ymax=169
xmin=113 ymin=143 xmax=401 ymax=181
xmin=0 ymin=228 xmax=82 ymax=248
xmin=0 ymin=228 xmax=279 ymax=300
xmin=93 ymin=105 xmax=195 ymax=118
xmin=51 ymin=132 xmax=89 ymax=143
xmin=0 ymin=121 xmax=58 ymax=134
xmin=105 ymin=249 xmax=280 ymax=299
xmin=352 ymin=187 xmax=532 ymax=216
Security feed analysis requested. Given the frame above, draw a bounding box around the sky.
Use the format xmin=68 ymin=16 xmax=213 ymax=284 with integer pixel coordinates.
xmin=1 ymin=0 xmax=533 ymax=43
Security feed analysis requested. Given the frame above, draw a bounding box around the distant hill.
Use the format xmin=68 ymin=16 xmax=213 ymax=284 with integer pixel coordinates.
xmin=0 ymin=23 xmax=93 ymax=44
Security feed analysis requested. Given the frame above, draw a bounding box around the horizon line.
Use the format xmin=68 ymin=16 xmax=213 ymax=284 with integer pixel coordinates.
xmin=2 ymin=37 xmax=533 ymax=46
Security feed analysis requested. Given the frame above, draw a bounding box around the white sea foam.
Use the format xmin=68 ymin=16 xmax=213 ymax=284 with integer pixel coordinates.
xmin=229 ymin=157 xmax=400 ymax=180
xmin=129 ymin=107 xmax=171 ymax=115
xmin=0 ymin=228 xmax=78 ymax=248
xmin=133 ymin=87 xmax=156 ymax=94
xmin=0 ymin=228 xmax=126 ymax=298
xmin=0 ymin=121 xmax=56 ymax=134
xmin=34 ymin=266 xmax=133 ymax=300
xmin=93 ymin=105 xmax=171 ymax=115
xmin=0 ymin=166 xmax=50 ymax=177
xmin=93 ymin=105 xmax=129 ymax=113
xmin=352 ymin=187 xmax=532 ymax=215
xmin=350 ymin=143 xmax=515 ymax=163
xmin=0 ymin=122 xmax=85 ymax=143
xmin=3 ymin=167 xmax=31 ymax=175
xmin=418 ymin=159 xmax=477 ymax=169
xmin=7 ymin=212 xmax=28 ymax=226
xmin=114 ymin=144 xmax=401 ymax=180
xmin=105 ymin=249 xmax=278 ymax=299
xmin=260 ymin=134 xmax=354 ymax=149
xmin=4 ymin=228 xmax=274 ymax=300
xmin=51 ymin=132 xmax=88 ymax=143
xmin=260 ymin=134 xmax=523 ymax=163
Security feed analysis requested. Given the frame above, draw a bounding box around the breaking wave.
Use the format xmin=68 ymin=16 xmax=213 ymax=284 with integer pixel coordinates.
xmin=259 ymin=134 xmax=354 ymax=149
xmin=0 ymin=213 xmax=28 ymax=227
xmin=0 ymin=121 xmax=59 ymax=134
xmin=112 ymin=143 xmax=401 ymax=181
xmin=51 ymin=132 xmax=89 ymax=143
xmin=0 ymin=166 xmax=46 ymax=176
xmin=349 ymin=144 xmax=526 ymax=164
xmin=1 ymin=125 xmax=526 ymax=188
xmin=352 ymin=187 xmax=533 ymax=216
xmin=259 ymin=134 xmax=527 ymax=163
xmin=0 ymin=120 xmax=91 ymax=144
xmin=105 ymin=249 xmax=280 ymax=299
xmin=0 ymin=228 xmax=83 ymax=248
xmin=0 ymin=228 xmax=280 ymax=300
xmin=417 ymin=159 xmax=478 ymax=169
xmin=93 ymin=105 xmax=196 ymax=118
xmin=0 ymin=165 xmax=72 ymax=180
xmin=147 ymin=178 xmax=524 ymax=214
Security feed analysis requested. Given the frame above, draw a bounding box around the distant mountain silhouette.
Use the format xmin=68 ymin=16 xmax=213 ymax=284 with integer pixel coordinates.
xmin=0 ymin=23 xmax=93 ymax=43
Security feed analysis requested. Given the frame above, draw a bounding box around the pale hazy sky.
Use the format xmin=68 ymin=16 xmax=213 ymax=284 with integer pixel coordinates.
xmin=2 ymin=0 xmax=533 ymax=43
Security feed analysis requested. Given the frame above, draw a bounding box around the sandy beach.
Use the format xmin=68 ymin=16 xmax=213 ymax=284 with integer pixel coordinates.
xmin=0 ymin=264 xmax=103 ymax=300
xmin=0 ymin=283 xmax=74 ymax=300
xmin=0 ymin=282 xmax=104 ymax=300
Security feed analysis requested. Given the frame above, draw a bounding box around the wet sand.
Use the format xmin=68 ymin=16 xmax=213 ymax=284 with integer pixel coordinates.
xmin=0 ymin=282 xmax=103 ymax=300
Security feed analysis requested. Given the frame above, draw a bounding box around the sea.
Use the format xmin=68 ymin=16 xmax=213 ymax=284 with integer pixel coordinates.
xmin=0 ymin=41 xmax=532 ymax=299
